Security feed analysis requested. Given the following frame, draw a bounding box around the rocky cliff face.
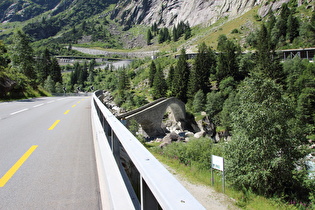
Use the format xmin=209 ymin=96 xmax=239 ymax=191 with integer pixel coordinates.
xmin=1 ymin=0 xmax=298 ymax=27
xmin=0 ymin=0 xmax=62 ymax=23
xmin=110 ymin=0 xmax=290 ymax=27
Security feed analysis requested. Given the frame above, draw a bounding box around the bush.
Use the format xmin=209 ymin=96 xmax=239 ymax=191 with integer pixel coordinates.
xmin=159 ymin=138 xmax=214 ymax=170
xmin=231 ymin=28 xmax=239 ymax=34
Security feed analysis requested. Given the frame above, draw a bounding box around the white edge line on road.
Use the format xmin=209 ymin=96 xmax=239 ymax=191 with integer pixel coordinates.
xmin=10 ymin=108 xmax=29 ymax=115
xmin=47 ymin=100 xmax=55 ymax=104
xmin=33 ymin=103 xmax=44 ymax=108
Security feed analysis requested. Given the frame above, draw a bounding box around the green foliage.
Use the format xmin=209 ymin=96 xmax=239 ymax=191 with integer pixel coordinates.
xmin=188 ymin=42 xmax=216 ymax=98
xmin=173 ymin=21 xmax=191 ymax=42
xmin=158 ymin=138 xmax=214 ymax=169
xmin=166 ymin=65 xmax=174 ymax=91
xmin=216 ymin=35 xmax=241 ymax=81
xmin=220 ymin=91 xmax=238 ymax=130
xmin=172 ymin=48 xmax=190 ymax=102
xmin=43 ymin=75 xmax=55 ymax=93
xmin=147 ymin=29 xmax=153 ymax=45
xmin=149 ymin=61 xmax=156 ymax=87
xmin=152 ymin=65 xmax=167 ymax=99
xmin=205 ymin=91 xmax=225 ymax=123
xmin=158 ymin=28 xmax=171 ymax=44
xmin=10 ymin=30 xmax=36 ymax=82
xmin=192 ymin=90 xmax=205 ymax=113
xmin=225 ymin=74 xmax=309 ymax=199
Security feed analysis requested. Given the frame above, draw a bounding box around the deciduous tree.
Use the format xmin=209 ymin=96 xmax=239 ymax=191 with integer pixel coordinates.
xmin=225 ymin=74 xmax=308 ymax=197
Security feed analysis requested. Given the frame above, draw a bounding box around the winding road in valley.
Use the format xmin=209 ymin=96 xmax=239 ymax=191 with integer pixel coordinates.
xmin=72 ymin=47 xmax=158 ymax=59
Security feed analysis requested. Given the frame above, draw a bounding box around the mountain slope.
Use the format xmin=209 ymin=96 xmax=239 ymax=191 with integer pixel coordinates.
xmin=0 ymin=0 xmax=62 ymax=23
xmin=110 ymin=0 xmax=292 ymax=27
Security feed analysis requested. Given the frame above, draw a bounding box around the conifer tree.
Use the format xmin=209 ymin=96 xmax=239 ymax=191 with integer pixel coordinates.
xmin=36 ymin=48 xmax=51 ymax=84
xmin=256 ymin=24 xmax=283 ymax=81
xmin=172 ymin=48 xmax=190 ymax=102
xmin=216 ymin=35 xmax=241 ymax=82
xmin=193 ymin=89 xmax=205 ymax=113
xmin=173 ymin=26 xmax=178 ymax=42
xmin=287 ymin=14 xmax=299 ymax=43
xmin=167 ymin=65 xmax=175 ymax=90
xmin=152 ymin=65 xmax=167 ymax=99
xmin=147 ymin=29 xmax=153 ymax=45
xmin=79 ymin=61 xmax=88 ymax=86
xmin=149 ymin=61 xmax=156 ymax=87
xmin=188 ymin=42 xmax=216 ymax=98
xmin=50 ymin=57 xmax=62 ymax=84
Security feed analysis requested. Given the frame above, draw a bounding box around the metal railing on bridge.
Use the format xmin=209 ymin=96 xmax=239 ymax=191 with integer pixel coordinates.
xmin=91 ymin=90 xmax=205 ymax=210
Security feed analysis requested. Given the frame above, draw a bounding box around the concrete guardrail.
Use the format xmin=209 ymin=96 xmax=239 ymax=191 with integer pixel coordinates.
xmin=91 ymin=90 xmax=205 ymax=209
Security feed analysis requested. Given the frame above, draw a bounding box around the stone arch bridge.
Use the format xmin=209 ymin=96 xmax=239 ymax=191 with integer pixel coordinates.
xmin=117 ymin=97 xmax=186 ymax=137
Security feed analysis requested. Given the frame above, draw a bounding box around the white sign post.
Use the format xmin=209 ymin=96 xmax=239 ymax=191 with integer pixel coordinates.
xmin=211 ymin=155 xmax=225 ymax=193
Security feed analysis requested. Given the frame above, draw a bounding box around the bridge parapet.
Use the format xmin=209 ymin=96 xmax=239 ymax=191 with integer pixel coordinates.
xmin=91 ymin=91 xmax=204 ymax=209
xmin=118 ymin=97 xmax=186 ymax=137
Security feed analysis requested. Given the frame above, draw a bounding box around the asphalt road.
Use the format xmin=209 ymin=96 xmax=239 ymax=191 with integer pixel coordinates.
xmin=0 ymin=96 xmax=101 ymax=210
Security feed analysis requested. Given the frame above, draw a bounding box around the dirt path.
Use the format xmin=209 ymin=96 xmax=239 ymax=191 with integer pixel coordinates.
xmin=164 ymin=165 xmax=239 ymax=210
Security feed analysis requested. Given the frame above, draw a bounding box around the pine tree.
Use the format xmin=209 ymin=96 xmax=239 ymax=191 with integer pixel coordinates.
xmin=266 ymin=9 xmax=276 ymax=33
xmin=256 ymin=24 xmax=283 ymax=81
xmin=152 ymin=66 xmax=167 ymax=99
xmin=173 ymin=26 xmax=178 ymax=42
xmin=149 ymin=61 xmax=156 ymax=87
xmin=147 ymin=29 xmax=153 ymax=45
xmin=184 ymin=21 xmax=191 ymax=40
xmin=167 ymin=65 xmax=175 ymax=90
xmin=36 ymin=48 xmax=51 ymax=84
xmin=287 ymin=14 xmax=299 ymax=43
xmin=193 ymin=89 xmax=205 ymax=113
xmin=50 ymin=57 xmax=62 ymax=84
xmin=79 ymin=62 xmax=88 ymax=86
xmin=188 ymin=42 xmax=216 ymax=98
xmin=172 ymin=48 xmax=190 ymax=102
xmin=216 ymin=35 xmax=241 ymax=82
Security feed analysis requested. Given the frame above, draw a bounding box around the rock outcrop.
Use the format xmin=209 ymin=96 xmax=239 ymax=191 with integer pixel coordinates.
xmin=110 ymin=0 xmax=292 ymax=28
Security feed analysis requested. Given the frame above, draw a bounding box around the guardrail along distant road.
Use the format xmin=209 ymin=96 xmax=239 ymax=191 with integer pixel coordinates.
xmin=0 ymin=96 xmax=101 ymax=209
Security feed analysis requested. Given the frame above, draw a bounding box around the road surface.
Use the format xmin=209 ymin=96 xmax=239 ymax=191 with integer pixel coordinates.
xmin=0 ymin=96 xmax=101 ymax=209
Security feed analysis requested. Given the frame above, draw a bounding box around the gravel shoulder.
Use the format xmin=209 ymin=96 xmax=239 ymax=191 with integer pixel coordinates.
xmin=164 ymin=165 xmax=239 ymax=210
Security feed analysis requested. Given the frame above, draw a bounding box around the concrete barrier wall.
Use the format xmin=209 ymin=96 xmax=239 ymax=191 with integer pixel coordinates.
xmin=91 ymin=91 xmax=205 ymax=210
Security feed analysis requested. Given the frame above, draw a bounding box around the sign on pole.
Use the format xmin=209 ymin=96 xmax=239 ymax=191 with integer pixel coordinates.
xmin=211 ymin=155 xmax=225 ymax=193
xmin=212 ymin=155 xmax=224 ymax=171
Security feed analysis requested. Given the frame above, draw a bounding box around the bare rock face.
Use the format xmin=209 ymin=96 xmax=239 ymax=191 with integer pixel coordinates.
xmin=111 ymin=0 xmax=274 ymax=27
xmin=258 ymin=0 xmax=290 ymax=17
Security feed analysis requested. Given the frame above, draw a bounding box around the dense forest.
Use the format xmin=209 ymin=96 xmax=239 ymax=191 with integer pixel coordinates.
xmin=0 ymin=1 xmax=315 ymax=208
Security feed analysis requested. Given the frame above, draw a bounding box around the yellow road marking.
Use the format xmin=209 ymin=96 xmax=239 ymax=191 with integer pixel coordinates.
xmin=48 ymin=120 xmax=60 ymax=130
xmin=72 ymin=104 xmax=77 ymax=108
xmin=64 ymin=110 xmax=70 ymax=115
xmin=0 ymin=145 xmax=38 ymax=187
xmin=77 ymin=101 xmax=81 ymax=104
